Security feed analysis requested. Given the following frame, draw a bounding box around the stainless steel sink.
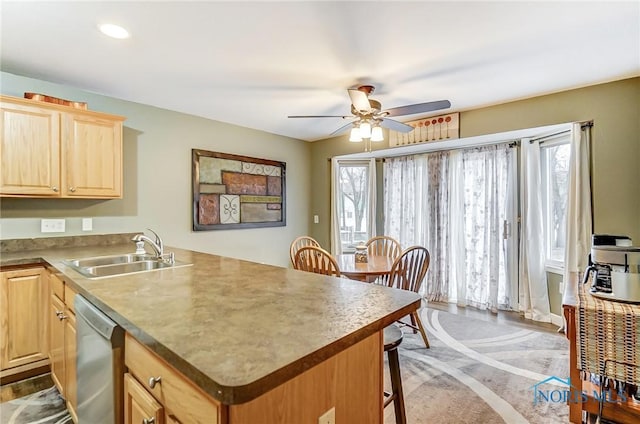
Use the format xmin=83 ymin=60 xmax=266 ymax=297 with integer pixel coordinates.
xmin=65 ymin=253 xmax=156 ymax=268
xmin=63 ymin=254 xmax=191 ymax=279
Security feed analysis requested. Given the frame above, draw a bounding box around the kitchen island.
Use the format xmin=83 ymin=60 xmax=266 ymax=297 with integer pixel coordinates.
xmin=1 ymin=240 xmax=421 ymax=423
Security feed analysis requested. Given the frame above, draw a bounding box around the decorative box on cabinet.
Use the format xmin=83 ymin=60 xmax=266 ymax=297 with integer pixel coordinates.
xmin=0 ymin=94 xmax=125 ymax=198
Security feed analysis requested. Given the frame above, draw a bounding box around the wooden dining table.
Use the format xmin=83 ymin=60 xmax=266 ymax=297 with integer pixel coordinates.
xmin=335 ymin=254 xmax=395 ymax=283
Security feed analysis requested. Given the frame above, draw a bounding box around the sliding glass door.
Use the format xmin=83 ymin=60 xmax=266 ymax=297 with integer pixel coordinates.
xmin=383 ymin=143 xmax=518 ymax=311
xmin=331 ymin=159 xmax=376 ymax=254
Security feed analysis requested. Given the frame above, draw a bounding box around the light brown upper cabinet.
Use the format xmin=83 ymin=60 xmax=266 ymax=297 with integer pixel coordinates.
xmin=0 ymin=95 xmax=125 ymax=198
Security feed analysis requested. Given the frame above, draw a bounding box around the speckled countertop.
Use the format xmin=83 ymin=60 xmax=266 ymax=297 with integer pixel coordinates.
xmin=1 ymin=243 xmax=421 ymax=405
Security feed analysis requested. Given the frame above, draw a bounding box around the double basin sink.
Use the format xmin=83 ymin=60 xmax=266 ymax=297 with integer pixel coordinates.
xmin=63 ymin=253 xmax=191 ymax=279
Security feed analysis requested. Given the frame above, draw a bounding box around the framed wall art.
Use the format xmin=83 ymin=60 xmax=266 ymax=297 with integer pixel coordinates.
xmin=388 ymin=112 xmax=459 ymax=147
xmin=192 ymin=149 xmax=286 ymax=230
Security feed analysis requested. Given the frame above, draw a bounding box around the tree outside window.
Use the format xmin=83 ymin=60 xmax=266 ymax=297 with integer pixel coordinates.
xmin=338 ymin=164 xmax=370 ymax=252
xmin=541 ymin=140 xmax=571 ymax=265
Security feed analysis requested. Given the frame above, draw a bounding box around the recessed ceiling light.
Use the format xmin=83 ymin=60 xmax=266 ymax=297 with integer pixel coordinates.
xmin=99 ymin=23 xmax=130 ymax=39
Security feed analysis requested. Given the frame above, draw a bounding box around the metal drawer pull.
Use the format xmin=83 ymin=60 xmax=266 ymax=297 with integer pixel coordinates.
xmin=52 ymin=186 xmax=59 ymax=192
xmin=55 ymin=310 xmax=64 ymax=316
xmin=142 ymin=418 xmax=155 ymax=424
xmin=69 ymin=187 xmax=76 ymax=192
xmin=148 ymin=376 xmax=161 ymax=389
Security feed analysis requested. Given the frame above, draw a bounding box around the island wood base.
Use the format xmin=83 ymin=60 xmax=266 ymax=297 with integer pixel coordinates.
xmin=229 ymin=331 xmax=383 ymax=423
xmin=126 ymin=330 xmax=384 ymax=424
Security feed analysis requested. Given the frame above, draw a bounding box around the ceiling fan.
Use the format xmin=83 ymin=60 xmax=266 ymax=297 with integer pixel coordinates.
xmin=288 ymin=85 xmax=451 ymax=139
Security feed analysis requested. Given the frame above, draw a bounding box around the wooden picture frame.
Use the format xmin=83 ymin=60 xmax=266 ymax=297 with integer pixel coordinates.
xmin=192 ymin=149 xmax=286 ymax=230
xmin=388 ymin=112 xmax=460 ymax=147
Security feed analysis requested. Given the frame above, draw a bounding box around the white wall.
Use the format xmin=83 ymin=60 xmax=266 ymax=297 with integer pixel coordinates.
xmin=0 ymin=72 xmax=311 ymax=267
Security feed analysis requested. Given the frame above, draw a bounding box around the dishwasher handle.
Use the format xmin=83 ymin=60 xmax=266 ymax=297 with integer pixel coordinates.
xmin=75 ymin=295 xmax=124 ymax=346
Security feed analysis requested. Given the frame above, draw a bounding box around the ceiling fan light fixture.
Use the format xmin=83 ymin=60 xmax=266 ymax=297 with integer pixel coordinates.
xmin=99 ymin=23 xmax=130 ymax=39
xmin=359 ymin=121 xmax=372 ymax=139
xmin=349 ymin=127 xmax=363 ymax=142
xmin=370 ymin=125 xmax=384 ymax=142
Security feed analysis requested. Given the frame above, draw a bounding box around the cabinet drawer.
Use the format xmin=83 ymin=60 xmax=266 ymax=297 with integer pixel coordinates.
xmin=64 ymin=284 xmax=77 ymax=313
xmin=125 ymin=333 xmax=221 ymax=424
xmin=50 ymin=273 xmax=64 ymax=300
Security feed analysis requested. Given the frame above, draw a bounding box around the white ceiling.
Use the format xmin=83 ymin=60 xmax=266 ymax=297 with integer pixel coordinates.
xmin=1 ymin=1 xmax=638 ymax=142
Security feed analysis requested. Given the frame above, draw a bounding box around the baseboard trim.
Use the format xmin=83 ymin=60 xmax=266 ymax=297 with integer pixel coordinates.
xmin=550 ymin=313 xmax=564 ymax=327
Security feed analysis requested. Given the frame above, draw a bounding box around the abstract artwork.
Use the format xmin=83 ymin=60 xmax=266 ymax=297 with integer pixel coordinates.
xmin=388 ymin=112 xmax=459 ymax=147
xmin=192 ymin=149 xmax=286 ymax=230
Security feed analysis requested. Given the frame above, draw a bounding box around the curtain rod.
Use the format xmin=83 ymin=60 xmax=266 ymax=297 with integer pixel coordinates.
xmin=377 ymin=139 xmax=519 ymax=161
xmin=530 ymin=129 xmax=570 ymax=143
xmin=530 ymin=121 xmax=593 ymax=143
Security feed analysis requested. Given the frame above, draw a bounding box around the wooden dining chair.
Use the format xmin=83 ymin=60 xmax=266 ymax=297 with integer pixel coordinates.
xmin=293 ymin=246 xmax=342 ymax=277
xmin=381 ymin=246 xmax=431 ymax=348
xmin=289 ymin=236 xmax=320 ymax=267
xmin=366 ymin=236 xmax=402 ymax=260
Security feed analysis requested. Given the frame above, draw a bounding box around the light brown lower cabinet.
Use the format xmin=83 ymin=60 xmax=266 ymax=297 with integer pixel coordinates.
xmin=124 ymin=373 xmax=164 ymax=424
xmin=48 ymin=272 xmax=78 ymax=422
xmin=49 ymin=291 xmax=66 ymax=393
xmin=124 ymin=333 xmax=223 ymax=424
xmin=0 ymin=266 xmax=49 ymax=379
xmin=124 ymin=330 xmax=383 ymax=424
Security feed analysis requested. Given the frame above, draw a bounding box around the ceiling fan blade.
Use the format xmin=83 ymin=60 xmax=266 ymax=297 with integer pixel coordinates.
xmin=380 ymin=118 xmax=413 ymax=133
xmin=382 ymin=100 xmax=451 ymax=117
xmin=288 ymin=115 xmax=352 ymax=119
xmin=330 ymin=120 xmax=356 ymax=136
xmin=348 ymin=89 xmax=372 ymax=114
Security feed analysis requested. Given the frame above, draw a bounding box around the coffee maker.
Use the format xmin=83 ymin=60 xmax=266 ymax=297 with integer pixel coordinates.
xmin=583 ymin=234 xmax=640 ymax=303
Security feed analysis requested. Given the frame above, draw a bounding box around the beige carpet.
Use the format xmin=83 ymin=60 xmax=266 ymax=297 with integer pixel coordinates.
xmin=384 ymin=308 xmax=570 ymax=424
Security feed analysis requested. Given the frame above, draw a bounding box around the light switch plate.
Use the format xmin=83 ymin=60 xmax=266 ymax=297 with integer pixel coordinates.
xmin=313 ymin=215 xmax=319 ymax=224
xmin=41 ymin=219 xmax=65 ymax=233
xmin=82 ymin=218 xmax=93 ymax=231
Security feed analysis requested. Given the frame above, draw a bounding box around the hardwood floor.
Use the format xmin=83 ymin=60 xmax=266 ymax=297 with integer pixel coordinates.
xmin=426 ymin=301 xmax=561 ymax=334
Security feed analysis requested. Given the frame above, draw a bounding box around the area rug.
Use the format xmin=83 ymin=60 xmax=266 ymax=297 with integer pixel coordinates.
xmin=384 ymin=308 xmax=570 ymax=424
xmin=0 ymin=386 xmax=71 ymax=424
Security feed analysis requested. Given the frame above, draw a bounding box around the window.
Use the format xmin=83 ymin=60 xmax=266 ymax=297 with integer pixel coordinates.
xmin=540 ymin=136 xmax=571 ymax=266
xmin=336 ymin=161 xmax=372 ymax=253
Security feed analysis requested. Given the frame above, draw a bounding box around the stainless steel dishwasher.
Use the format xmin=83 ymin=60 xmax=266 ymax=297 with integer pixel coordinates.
xmin=75 ymin=295 xmax=124 ymax=424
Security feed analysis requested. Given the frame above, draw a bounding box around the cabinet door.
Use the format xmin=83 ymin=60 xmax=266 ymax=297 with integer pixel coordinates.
xmin=124 ymin=373 xmax=164 ymax=424
xmin=49 ymin=293 xmax=66 ymax=396
xmin=62 ymin=113 xmax=122 ymax=198
xmin=0 ymin=101 xmax=61 ymax=195
xmin=0 ymin=267 xmax=49 ymax=370
xmin=64 ymin=309 xmax=77 ymax=423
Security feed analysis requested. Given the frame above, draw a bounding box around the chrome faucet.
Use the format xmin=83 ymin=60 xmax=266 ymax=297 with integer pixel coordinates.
xmin=131 ymin=229 xmax=174 ymax=263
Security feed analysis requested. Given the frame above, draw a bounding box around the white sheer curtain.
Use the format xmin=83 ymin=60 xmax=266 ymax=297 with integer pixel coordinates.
xmin=384 ymin=144 xmax=514 ymax=308
xmin=453 ymin=145 xmax=513 ymax=311
xmin=384 ymin=152 xmax=451 ymax=300
xmin=562 ymin=123 xmax=593 ymax=306
xmin=519 ymin=138 xmax=551 ymax=322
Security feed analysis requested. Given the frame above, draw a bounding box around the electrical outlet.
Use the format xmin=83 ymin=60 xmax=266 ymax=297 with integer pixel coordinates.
xmin=318 ymin=407 xmax=335 ymax=424
xmin=41 ymin=219 xmax=65 ymax=233
xmin=313 ymin=214 xmax=319 ymax=224
xmin=82 ymin=218 xmax=93 ymax=231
